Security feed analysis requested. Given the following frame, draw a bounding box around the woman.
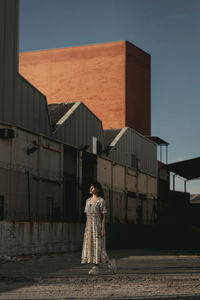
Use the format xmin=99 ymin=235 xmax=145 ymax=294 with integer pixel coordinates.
xmin=81 ymin=181 xmax=117 ymax=275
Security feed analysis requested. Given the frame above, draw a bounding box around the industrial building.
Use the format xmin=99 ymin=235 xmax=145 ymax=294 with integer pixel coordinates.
xmin=19 ymin=40 xmax=151 ymax=136
xmin=0 ymin=0 xmax=158 ymax=255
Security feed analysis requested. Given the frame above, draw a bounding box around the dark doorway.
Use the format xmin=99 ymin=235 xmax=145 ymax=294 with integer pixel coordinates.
xmin=63 ymin=146 xmax=78 ymax=221
xmin=81 ymin=152 xmax=97 ymax=219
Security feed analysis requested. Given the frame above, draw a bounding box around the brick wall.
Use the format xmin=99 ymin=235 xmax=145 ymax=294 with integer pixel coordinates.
xmin=19 ymin=41 xmax=126 ymax=130
xmin=19 ymin=41 xmax=151 ymax=134
xmin=126 ymin=42 xmax=151 ymax=135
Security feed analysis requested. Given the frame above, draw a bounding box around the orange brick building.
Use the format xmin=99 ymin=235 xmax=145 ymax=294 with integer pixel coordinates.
xmin=19 ymin=41 xmax=151 ymax=135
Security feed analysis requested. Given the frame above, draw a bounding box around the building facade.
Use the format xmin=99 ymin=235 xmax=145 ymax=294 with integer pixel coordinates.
xmin=0 ymin=0 xmax=157 ymax=255
xmin=19 ymin=41 xmax=151 ymax=135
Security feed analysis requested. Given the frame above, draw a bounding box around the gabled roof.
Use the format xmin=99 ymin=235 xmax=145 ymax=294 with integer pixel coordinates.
xmin=104 ymin=129 xmax=121 ymax=147
xmin=104 ymin=128 xmax=129 ymax=147
xmin=48 ymin=102 xmax=76 ymax=126
xmin=48 ymin=102 xmax=80 ymax=128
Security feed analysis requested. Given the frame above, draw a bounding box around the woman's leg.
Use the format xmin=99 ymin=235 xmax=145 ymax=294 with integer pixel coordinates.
xmin=88 ymin=263 xmax=99 ymax=275
xmin=107 ymin=258 xmax=117 ymax=274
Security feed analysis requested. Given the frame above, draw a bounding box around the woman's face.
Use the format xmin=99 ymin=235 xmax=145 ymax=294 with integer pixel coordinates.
xmin=90 ymin=185 xmax=99 ymax=195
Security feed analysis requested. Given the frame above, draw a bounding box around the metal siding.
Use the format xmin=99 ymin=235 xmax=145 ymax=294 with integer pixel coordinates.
xmin=113 ymin=164 xmax=125 ymax=191
xmin=142 ymin=199 xmax=155 ymax=225
xmin=97 ymin=157 xmax=112 ymax=187
xmin=147 ymin=175 xmax=157 ymax=198
xmin=10 ymin=169 xmax=28 ymax=220
xmin=40 ymin=141 xmax=60 ymax=180
xmin=38 ymin=182 xmax=60 ymax=221
xmin=80 ymin=105 xmax=88 ymax=147
xmin=138 ymin=173 xmax=147 ymax=193
xmin=72 ymin=108 xmax=79 ymax=147
xmin=0 ymin=167 xmax=11 ymax=219
xmin=126 ymin=169 xmax=137 ymax=192
xmin=53 ymin=103 xmax=105 ymax=152
xmin=0 ymin=0 xmax=19 ymax=125
xmin=29 ymin=178 xmax=39 ymax=220
xmin=86 ymin=107 xmax=91 ymax=149
xmin=15 ymin=75 xmax=21 ymax=124
xmin=34 ymin=90 xmax=40 ymax=133
xmin=0 ymin=222 xmax=84 ymax=255
xmin=22 ymin=80 xmax=28 ymax=126
xmin=0 ymin=129 xmax=11 ymax=164
xmin=4 ymin=0 xmax=15 ymax=124
xmin=16 ymin=132 xmax=27 ymax=169
xmin=106 ymin=127 xmax=157 ymax=177
xmin=68 ymin=116 xmax=73 ymax=145
xmin=97 ymin=156 xmax=157 ymax=225
xmin=25 ymin=83 xmax=30 ymax=128
xmin=147 ymin=199 xmax=154 ymax=223
xmin=0 ymin=168 xmax=6 ymax=218
xmin=38 ymin=93 xmax=43 ymax=132
xmin=15 ymin=75 xmax=51 ymax=136
xmin=103 ymin=188 xmax=110 ymax=223
xmin=0 ymin=0 xmax=6 ymax=123
xmin=76 ymin=105 xmax=81 ymax=145
xmin=0 ymin=127 xmax=62 ymax=221
xmin=112 ymin=191 xmax=126 ymax=224
xmin=127 ymin=197 xmax=137 ymax=223
xmin=99 ymin=127 xmax=105 ymax=150
xmin=27 ymin=86 xmax=33 ymax=129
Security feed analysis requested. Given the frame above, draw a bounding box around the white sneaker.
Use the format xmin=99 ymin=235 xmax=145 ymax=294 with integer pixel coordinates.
xmin=88 ymin=265 xmax=99 ymax=275
xmin=108 ymin=259 xmax=117 ymax=274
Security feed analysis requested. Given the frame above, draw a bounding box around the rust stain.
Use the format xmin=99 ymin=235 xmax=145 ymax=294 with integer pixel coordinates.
xmin=18 ymin=222 xmax=24 ymax=229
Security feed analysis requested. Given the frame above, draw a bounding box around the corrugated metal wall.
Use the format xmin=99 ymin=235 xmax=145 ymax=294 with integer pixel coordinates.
xmin=0 ymin=0 xmax=159 ymax=255
xmin=0 ymin=0 xmax=51 ymax=137
xmin=97 ymin=157 xmax=157 ymax=225
xmin=54 ymin=102 xmax=105 ymax=152
xmin=105 ymin=127 xmax=157 ymax=177
xmin=0 ymin=126 xmax=62 ymax=221
xmin=0 ymin=0 xmax=19 ymax=125
xmin=15 ymin=74 xmax=51 ymax=136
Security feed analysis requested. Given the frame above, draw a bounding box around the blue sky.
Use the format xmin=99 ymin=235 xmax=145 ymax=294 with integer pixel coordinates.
xmin=19 ymin=0 xmax=200 ymax=193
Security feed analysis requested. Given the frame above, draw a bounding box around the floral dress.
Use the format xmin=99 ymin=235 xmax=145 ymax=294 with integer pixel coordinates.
xmin=81 ymin=197 xmax=109 ymax=264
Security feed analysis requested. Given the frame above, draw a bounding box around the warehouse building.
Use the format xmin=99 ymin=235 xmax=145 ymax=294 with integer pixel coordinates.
xmin=0 ymin=0 xmax=158 ymax=255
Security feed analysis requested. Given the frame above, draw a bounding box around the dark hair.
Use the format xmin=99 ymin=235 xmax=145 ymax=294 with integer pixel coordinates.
xmin=90 ymin=181 xmax=104 ymax=198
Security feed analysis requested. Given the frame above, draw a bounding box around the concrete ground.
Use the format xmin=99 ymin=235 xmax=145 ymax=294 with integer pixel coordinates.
xmin=0 ymin=249 xmax=200 ymax=299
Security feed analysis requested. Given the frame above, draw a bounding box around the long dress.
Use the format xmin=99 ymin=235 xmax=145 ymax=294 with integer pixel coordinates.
xmin=81 ymin=197 xmax=109 ymax=264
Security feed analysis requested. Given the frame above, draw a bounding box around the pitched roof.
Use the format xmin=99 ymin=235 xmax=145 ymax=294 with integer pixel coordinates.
xmin=104 ymin=129 xmax=121 ymax=146
xmin=48 ymin=102 xmax=76 ymax=127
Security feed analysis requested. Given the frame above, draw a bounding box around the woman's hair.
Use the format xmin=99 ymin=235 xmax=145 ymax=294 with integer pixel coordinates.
xmin=90 ymin=181 xmax=104 ymax=198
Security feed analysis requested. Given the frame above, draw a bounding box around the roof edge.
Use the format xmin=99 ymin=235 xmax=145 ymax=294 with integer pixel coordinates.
xmin=19 ymin=40 xmax=127 ymax=54
xmin=110 ymin=127 xmax=128 ymax=147
xmin=56 ymin=101 xmax=81 ymax=125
